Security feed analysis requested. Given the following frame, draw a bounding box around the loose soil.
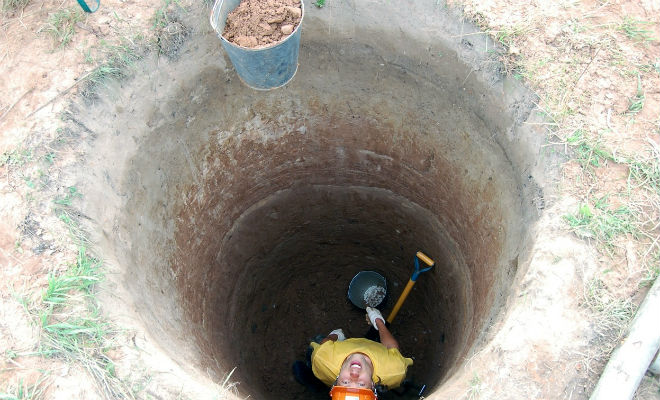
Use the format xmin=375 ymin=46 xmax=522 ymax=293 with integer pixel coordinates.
xmin=364 ymin=285 xmax=386 ymax=307
xmin=222 ymin=0 xmax=302 ymax=48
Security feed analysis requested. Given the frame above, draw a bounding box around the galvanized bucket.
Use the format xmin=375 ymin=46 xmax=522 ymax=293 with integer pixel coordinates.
xmin=348 ymin=271 xmax=387 ymax=309
xmin=210 ymin=0 xmax=304 ymax=90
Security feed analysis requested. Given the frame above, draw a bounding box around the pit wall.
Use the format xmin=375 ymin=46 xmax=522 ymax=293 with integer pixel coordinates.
xmin=73 ymin=1 xmax=554 ymax=398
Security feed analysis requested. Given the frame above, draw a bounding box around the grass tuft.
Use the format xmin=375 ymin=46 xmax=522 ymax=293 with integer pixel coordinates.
xmin=84 ymin=40 xmax=142 ymax=96
xmin=566 ymin=130 xmax=614 ymax=170
xmin=627 ymin=157 xmax=660 ymax=195
xmin=43 ymin=248 xmax=100 ymax=306
xmin=466 ymin=373 xmax=483 ymax=400
xmin=1 ymin=148 xmax=33 ymax=167
xmin=583 ymin=278 xmax=636 ymax=342
xmin=152 ymin=0 xmax=189 ymax=60
xmin=563 ymin=197 xmax=638 ymax=251
xmin=152 ymin=0 xmax=182 ymax=29
xmin=53 ymin=186 xmax=82 ymax=206
xmin=43 ymin=8 xmax=84 ymax=48
xmin=2 ymin=0 xmax=29 ymax=12
xmin=618 ymin=17 xmax=657 ymax=43
xmin=495 ymin=25 xmax=528 ymax=49
xmin=0 ymin=374 xmax=50 ymax=400
xmin=626 ymin=74 xmax=645 ymax=115
xmin=34 ymin=247 xmax=134 ymax=399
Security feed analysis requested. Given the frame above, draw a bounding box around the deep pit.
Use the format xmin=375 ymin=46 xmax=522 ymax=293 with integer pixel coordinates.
xmin=75 ymin=3 xmax=555 ymax=399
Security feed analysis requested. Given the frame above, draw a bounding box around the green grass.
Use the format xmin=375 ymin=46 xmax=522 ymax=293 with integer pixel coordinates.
xmin=0 ymin=374 xmax=49 ymax=400
xmin=152 ymin=0 xmax=182 ymax=29
xmin=583 ymin=278 xmax=636 ymax=340
xmin=566 ymin=129 xmax=659 ymax=195
xmin=57 ymin=210 xmax=90 ymax=246
xmin=494 ymin=25 xmax=528 ymax=49
xmin=1 ymin=148 xmax=33 ymax=167
xmin=627 ymin=157 xmax=660 ymax=195
xmin=43 ymin=249 xmax=100 ymax=306
xmin=563 ymin=198 xmax=638 ymax=250
xmin=53 ymin=186 xmax=81 ymax=206
xmin=86 ymin=40 xmax=142 ymax=92
xmin=640 ymin=256 xmax=659 ymax=288
xmin=151 ymin=0 xmax=188 ymax=59
xmin=466 ymin=373 xmax=483 ymax=400
xmin=314 ymin=0 xmax=325 ymax=7
xmin=626 ymin=74 xmax=645 ymax=115
xmin=43 ymin=8 xmax=84 ymax=48
xmin=33 ymin=247 xmax=133 ymax=399
xmin=618 ymin=17 xmax=657 ymax=43
xmin=566 ymin=130 xmax=614 ymax=169
xmin=2 ymin=0 xmax=29 ymax=12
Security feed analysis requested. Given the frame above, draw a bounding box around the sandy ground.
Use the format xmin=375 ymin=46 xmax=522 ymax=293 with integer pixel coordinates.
xmin=1 ymin=0 xmax=659 ymax=399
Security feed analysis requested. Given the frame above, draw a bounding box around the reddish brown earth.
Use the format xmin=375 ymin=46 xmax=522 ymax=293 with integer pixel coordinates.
xmin=222 ymin=0 xmax=302 ymax=48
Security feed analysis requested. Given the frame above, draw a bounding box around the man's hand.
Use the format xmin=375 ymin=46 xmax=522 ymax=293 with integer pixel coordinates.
xmin=328 ymin=328 xmax=346 ymax=341
xmin=366 ymin=307 xmax=385 ymax=330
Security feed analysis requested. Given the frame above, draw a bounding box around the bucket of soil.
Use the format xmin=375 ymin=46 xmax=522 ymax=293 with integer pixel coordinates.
xmin=348 ymin=271 xmax=387 ymax=309
xmin=210 ymin=0 xmax=304 ymax=90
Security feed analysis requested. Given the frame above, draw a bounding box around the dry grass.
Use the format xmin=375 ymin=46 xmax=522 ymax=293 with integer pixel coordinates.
xmin=450 ymin=0 xmax=660 ymax=396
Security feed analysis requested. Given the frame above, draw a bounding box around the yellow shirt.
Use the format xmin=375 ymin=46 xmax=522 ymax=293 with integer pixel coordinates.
xmin=310 ymin=338 xmax=413 ymax=389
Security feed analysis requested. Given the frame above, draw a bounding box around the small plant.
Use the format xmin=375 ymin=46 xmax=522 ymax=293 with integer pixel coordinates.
xmin=466 ymin=373 xmax=483 ymax=399
xmin=495 ymin=25 xmax=528 ymax=49
xmin=1 ymin=148 xmax=33 ymax=167
xmin=626 ymin=74 xmax=645 ymax=115
xmin=566 ymin=130 xmax=614 ymax=169
xmin=57 ymin=210 xmax=90 ymax=245
xmin=43 ymin=153 xmax=55 ymax=165
xmin=43 ymin=8 xmax=84 ymax=48
xmin=618 ymin=17 xmax=657 ymax=43
xmin=583 ymin=278 xmax=636 ymax=339
xmin=314 ymin=0 xmax=325 ymax=7
xmin=2 ymin=0 xmax=29 ymax=12
xmin=153 ymin=0 xmax=169 ymax=28
xmin=640 ymin=261 xmax=659 ymax=288
xmin=53 ymin=186 xmax=81 ymax=206
xmin=0 ymin=374 xmax=49 ymax=400
xmin=42 ymin=247 xmax=101 ymax=307
xmin=627 ymin=157 xmax=660 ymax=195
xmin=34 ymin=247 xmax=133 ymax=399
xmin=85 ymin=40 xmax=142 ymax=94
xmin=563 ymin=199 xmax=638 ymax=250
xmin=151 ymin=0 xmax=189 ymax=59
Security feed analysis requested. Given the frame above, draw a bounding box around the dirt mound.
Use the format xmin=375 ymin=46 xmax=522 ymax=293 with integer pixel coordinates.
xmin=222 ymin=0 xmax=302 ymax=48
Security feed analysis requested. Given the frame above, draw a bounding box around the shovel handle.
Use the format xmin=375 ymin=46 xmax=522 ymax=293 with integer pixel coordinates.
xmin=416 ymin=251 xmax=434 ymax=267
xmin=386 ymin=252 xmax=435 ymax=324
xmin=386 ymin=279 xmax=415 ymax=324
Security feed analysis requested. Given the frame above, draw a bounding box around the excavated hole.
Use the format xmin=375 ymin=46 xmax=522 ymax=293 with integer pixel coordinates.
xmin=77 ymin=5 xmax=553 ymax=400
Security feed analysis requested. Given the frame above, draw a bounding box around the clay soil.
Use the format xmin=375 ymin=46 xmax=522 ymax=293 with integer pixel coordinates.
xmin=1 ymin=0 xmax=659 ymax=399
xmin=222 ymin=0 xmax=302 ymax=48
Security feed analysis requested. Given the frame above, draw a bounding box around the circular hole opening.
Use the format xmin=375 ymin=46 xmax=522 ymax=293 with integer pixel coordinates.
xmin=78 ymin=5 xmax=552 ymax=399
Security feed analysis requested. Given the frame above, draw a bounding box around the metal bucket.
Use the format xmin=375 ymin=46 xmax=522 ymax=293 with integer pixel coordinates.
xmin=348 ymin=271 xmax=387 ymax=309
xmin=210 ymin=0 xmax=304 ymax=90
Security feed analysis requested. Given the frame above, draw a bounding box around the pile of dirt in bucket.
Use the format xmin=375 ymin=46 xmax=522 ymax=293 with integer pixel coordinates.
xmin=222 ymin=0 xmax=302 ymax=48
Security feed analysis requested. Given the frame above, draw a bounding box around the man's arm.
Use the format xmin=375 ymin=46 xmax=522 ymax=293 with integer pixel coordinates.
xmin=319 ymin=328 xmax=345 ymax=344
xmin=320 ymin=333 xmax=339 ymax=344
xmin=375 ymin=319 xmax=399 ymax=349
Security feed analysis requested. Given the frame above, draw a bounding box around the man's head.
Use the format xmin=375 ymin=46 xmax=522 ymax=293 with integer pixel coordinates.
xmin=329 ymin=353 xmax=378 ymax=399
xmin=336 ymin=352 xmax=374 ymax=389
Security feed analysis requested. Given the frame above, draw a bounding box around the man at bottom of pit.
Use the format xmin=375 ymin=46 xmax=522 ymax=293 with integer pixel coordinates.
xmin=309 ymin=307 xmax=413 ymax=400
